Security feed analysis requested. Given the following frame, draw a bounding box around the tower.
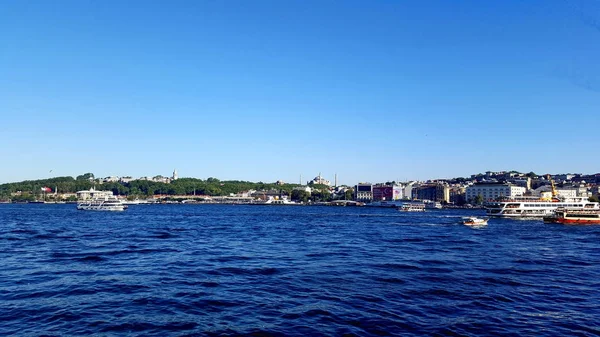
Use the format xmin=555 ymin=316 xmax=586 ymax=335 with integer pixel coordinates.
xmin=173 ymin=169 xmax=178 ymax=180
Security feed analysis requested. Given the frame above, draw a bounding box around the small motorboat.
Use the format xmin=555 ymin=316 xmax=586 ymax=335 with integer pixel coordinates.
xmin=462 ymin=216 xmax=488 ymax=226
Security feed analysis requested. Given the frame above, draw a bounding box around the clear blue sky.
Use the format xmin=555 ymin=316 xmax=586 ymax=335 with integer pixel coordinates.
xmin=1 ymin=0 xmax=599 ymax=185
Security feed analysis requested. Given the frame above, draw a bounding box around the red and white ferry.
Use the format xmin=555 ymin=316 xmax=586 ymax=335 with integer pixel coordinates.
xmin=544 ymin=208 xmax=600 ymax=225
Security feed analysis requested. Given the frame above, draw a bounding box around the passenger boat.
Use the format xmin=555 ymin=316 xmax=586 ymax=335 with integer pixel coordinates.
xmin=366 ymin=201 xmax=403 ymax=208
xmin=424 ymin=201 xmax=443 ymax=209
xmin=462 ymin=216 xmax=488 ymax=226
xmin=77 ymin=195 xmax=126 ymax=211
xmin=398 ymin=202 xmax=425 ymax=212
xmin=485 ymin=196 xmax=599 ymax=218
xmin=544 ymin=208 xmax=600 ymax=225
xmin=251 ymin=196 xmax=302 ymax=205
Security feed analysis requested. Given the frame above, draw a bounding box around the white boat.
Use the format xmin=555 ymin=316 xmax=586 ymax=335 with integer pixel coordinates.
xmin=122 ymin=199 xmax=150 ymax=205
xmin=366 ymin=201 xmax=403 ymax=208
xmin=251 ymin=196 xmax=302 ymax=205
xmin=462 ymin=216 xmax=488 ymax=226
xmin=485 ymin=196 xmax=599 ymax=218
xmin=77 ymin=195 xmax=126 ymax=211
xmin=398 ymin=202 xmax=425 ymax=212
xmin=424 ymin=201 xmax=443 ymax=209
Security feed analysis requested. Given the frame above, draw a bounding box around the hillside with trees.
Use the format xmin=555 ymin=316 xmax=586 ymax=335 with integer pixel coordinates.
xmin=0 ymin=174 xmax=316 ymax=200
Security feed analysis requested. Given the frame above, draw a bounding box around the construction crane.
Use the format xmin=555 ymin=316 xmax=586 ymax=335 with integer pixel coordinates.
xmin=546 ymin=174 xmax=558 ymax=198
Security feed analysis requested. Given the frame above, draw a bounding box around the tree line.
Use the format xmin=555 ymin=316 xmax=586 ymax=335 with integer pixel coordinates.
xmin=0 ymin=174 xmax=337 ymax=201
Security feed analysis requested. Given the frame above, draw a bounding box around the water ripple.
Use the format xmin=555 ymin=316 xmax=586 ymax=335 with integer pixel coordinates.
xmin=1 ymin=204 xmax=600 ymax=336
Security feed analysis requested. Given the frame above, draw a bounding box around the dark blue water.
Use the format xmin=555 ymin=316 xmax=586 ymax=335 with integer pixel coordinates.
xmin=1 ymin=204 xmax=600 ymax=336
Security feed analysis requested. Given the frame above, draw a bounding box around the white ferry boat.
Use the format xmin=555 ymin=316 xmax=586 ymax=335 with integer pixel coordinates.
xmin=398 ymin=202 xmax=426 ymax=212
xmin=485 ymin=196 xmax=599 ymax=218
xmin=77 ymin=195 xmax=126 ymax=211
xmin=366 ymin=200 xmax=403 ymax=208
xmin=251 ymin=196 xmax=302 ymax=206
xmin=424 ymin=201 xmax=443 ymax=209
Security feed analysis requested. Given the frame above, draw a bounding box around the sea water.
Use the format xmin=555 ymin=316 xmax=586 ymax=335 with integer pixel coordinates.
xmin=1 ymin=204 xmax=599 ymax=336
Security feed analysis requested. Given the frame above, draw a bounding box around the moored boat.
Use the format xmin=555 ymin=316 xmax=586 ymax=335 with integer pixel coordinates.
xmin=544 ymin=208 xmax=600 ymax=225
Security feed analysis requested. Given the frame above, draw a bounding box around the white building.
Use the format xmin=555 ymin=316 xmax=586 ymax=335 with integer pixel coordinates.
xmin=403 ymin=182 xmax=417 ymax=200
xmin=76 ymin=188 xmax=114 ymax=200
xmin=355 ymin=183 xmax=373 ymax=202
xmin=119 ymin=176 xmax=134 ymax=183
xmin=465 ymin=183 xmax=525 ymax=202
xmin=533 ymin=184 xmax=590 ymax=198
xmin=532 ymin=186 xmax=576 ymax=199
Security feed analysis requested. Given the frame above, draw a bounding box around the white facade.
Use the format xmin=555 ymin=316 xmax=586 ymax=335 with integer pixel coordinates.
xmin=403 ymin=182 xmax=416 ymax=200
xmin=533 ymin=186 xmax=582 ymax=199
xmin=465 ymin=183 xmax=525 ymax=201
xmin=76 ymin=188 xmax=114 ymax=200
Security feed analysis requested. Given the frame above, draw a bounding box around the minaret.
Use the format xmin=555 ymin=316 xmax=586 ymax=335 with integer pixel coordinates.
xmin=173 ymin=169 xmax=178 ymax=180
xmin=335 ymin=174 xmax=337 ymax=188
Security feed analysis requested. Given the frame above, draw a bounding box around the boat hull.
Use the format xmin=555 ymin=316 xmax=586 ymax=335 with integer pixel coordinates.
xmin=77 ymin=205 xmax=125 ymax=211
xmin=557 ymin=219 xmax=600 ymax=225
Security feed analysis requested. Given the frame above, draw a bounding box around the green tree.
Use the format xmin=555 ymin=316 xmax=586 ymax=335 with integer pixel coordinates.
xmin=525 ymin=171 xmax=537 ymax=178
xmin=76 ymin=173 xmax=95 ymax=180
xmin=345 ymin=189 xmax=354 ymax=201
xmin=291 ymin=190 xmax=310 ymax=203
xmin=311 ymin=189 xmax=331 ymax=202
xmin=473 ymin=194 xmax=484 ymax=205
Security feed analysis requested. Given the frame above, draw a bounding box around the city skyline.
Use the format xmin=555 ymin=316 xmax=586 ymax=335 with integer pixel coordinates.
xmin=1 ymin=168 xmax=599 ymax=187
xmin=1 ymin=0 xmax=599 ymax=185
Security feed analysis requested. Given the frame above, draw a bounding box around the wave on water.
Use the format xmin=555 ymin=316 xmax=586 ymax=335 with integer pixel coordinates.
xmin=1 ymin=204 xmax=599 ymax=336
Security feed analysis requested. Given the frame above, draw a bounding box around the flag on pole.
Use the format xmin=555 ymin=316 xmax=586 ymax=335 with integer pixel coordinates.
xmin=41 ymin=187 xmax=52 ymax=192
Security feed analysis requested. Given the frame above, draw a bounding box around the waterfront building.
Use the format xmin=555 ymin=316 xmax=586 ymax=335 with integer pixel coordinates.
xmin=532 ymin=186 xmax=577 ymax=199
xmin=372 ymin=185 xmax=403 ymax=201
xmin=251 ymin=190 xmax=286 ymax=200
xmin=465 ymin=182 xmax=526 ymax=202
xmin=403 ymin=182 xmax=417 ymax=200
xmin=449 ymin=186 xmax=466 ymax=205
xmin=416 ymin=184 xmax=450 ymax=203
xmin=355 ymin=183 xmax=373 ymax=202
xmin=76 ymin=188 xmax=114 ymax=200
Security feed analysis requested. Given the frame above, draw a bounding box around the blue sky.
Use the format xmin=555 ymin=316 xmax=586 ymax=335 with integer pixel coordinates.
xmin=1 ymin=0 xmax=599 ymax=185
